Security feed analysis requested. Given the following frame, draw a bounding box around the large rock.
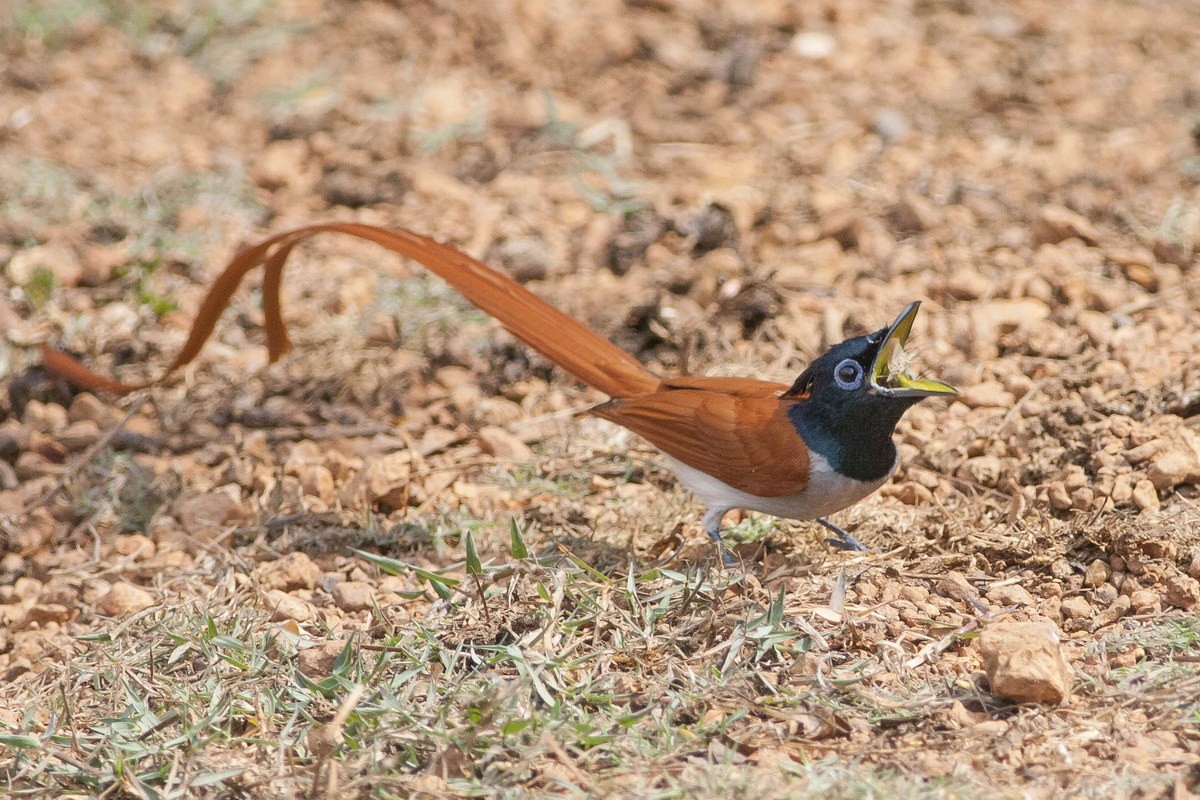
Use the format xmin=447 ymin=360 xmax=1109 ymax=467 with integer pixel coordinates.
xmin=979 ymin=620 xmax=1071 ymax=705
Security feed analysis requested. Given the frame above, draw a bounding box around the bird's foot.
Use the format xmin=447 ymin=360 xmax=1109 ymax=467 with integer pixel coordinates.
xmin=715 ymin=541 xmax=738 ymax=567
xmin=702 ymin=508 xmax=738 ymax=567
xmin=816 ymin=517 xmax=868 ymax=552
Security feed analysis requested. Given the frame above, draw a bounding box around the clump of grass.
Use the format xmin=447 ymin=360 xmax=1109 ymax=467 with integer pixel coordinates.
xmin=73 ymin=450 xmax=166 ymax=533
xmin=721 ymin=514 xmax=779 ymax=546
xmin=1 ymin=521 xmax=848 ymax=796
xmin=23 ymin=267 xmax=56 ymax=308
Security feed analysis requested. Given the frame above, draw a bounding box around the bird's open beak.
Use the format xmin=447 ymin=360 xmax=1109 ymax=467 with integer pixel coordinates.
xmin=869 ymin=301 xmax=958 ymax=398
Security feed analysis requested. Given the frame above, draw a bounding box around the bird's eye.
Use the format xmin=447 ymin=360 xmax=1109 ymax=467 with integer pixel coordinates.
xmin=834 ymin=358 xmax=864 ymax=390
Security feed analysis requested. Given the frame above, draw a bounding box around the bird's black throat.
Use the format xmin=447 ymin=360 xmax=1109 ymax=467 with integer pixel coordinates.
xmin=787 ymin=394 xmax=920 ymax=482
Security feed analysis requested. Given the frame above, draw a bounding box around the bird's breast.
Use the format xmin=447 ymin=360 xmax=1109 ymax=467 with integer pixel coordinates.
xmin=666 ymin=451 xmax=897 ymax=521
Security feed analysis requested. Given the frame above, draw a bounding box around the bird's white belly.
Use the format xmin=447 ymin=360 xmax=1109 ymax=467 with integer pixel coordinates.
xmin=666 ymin=452 xmax=896 ymax=520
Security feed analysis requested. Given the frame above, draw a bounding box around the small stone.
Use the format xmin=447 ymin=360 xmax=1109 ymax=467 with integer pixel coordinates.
xmin=872 ymin=107 xmax=909 ymax=145
xmin=978 ymin=621 xmax=1071 ymax=705
xmin=420 ymin=429 xmax=460 ymax=453
xmin=4 ymin=658 xmax=34 ymax=682
xmin=1138 ymin=539 xmax=1174 ymax=560
xmin=79 ymin=240 xmax=131 ymax=286
xmin=68 ymin=393 xmax=117 ymax=426
xmin=1094 ymin=582 xmax=1120 ymax=606
xmin=957 ymin=381 xmax=1015 ymax=409
xmin=39 ymin=581 xmax=77 ymax=607
xmin=790 ymin=31 xmax=837 ymax=60
xmin=1109 ymin=646 xmax=1145 ymax=669
xmin=1119 ymin=575 xmax=1142 ymax=596
xmin=477 ymin=426 xmax=533 ymax=462
xmin=264 ymin=589 xmax=313 ymax=623
xmin=1094 ymin=595 xmax=1131 ymax=628
xmin=489 ymin=236 xmax=552 ymax=283
xmin=945 ymin=269 xmax=991 ymax=301
xmin=97 ymin=582 xmax=156 ymax=616
xmin=1106 ymin=245 xmax=1155 ymax=270
xmin=59 ymin=420 xmax=101 ymax=451
xmin=891 ymin=482 xmax=933 ymax=505
xmin=1070 ymin=487 xmax=1095 ymax=511
xmin=889 ymin=192 xmax=941 ymax=234
xmin=1129 ymin=589 xmax=1161 ymax=614
xmin=297 ymin=639 xmax=348 ymax=678
xmin=1124 ymin=440 xmax=1162 ymax=465
xmin=1122 ymin=262 xmax=1159 ymax=291
xmin=254 ymin=552 xmax=322 ymax=592
xmin=253 ymin=139 xmax=313 ymax=191
xmin=296 ymin=464 xmax=335 ymax=503
xmin=1148 ymin=449 xmax=1200 ymax=492
xmin=1152 ymin=237 xmax=1193 ymax=268
xmin=176 ymin=490 xmax=246 ymax=540
xmin=1059 ymin=596 xmax=1093 ymax=619
xmin=1131 ymin=479 xmax=1160 ymax=513
xmin=366 ymin=451 xmax=413 ymax=508
xmin=957 ymin=455 xmax=1005 ymax=488
xmin=1110 ymin=474 xmax=1134 ymax=504
xmin=112 ymin=534 xmax=156 ymax=560
xmin=1162 ymin=573 xmax=1200 ymax=610
xmin=15 ymin=451 xmax=63 ymax=482
xmin=985 ymin=584 xmax=1036 ymax=607
xmin=1033 ymin=205 xmax=1100 ymax=246
xmin=973 ymin=720 xmax=1010 ymax=736
xmin=1047 ymin=481 xmax=1072 ymax=511
xmin=12 ymin=576 xmax=43 ymax=600
xmin=23 ymin=603 xmax=71 ymax=626
xmin=7 ymin=507 xmax=56 ymax=554
xmin=22 ymin=400 xmax=68 ymax=433
xmin=331 ymin=581 xmax=375 ymax=612
xmin=946 ymin=699 xmax=989 ymax=728
xmin=1084 ymin=559 xmax=1111 ymax=588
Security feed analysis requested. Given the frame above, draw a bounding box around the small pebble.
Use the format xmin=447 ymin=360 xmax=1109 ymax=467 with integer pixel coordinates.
xmin=1129 ymin=589 xmax=1161 ymax=614
xmin=1059 ymin=596 xmax=1093 ymax=620
xmin=331 ymin=581 xmax=375 ymax=612
xmin=254 ymin=552 xmax=322 ymax=592
xmin=791 ymin=31 xmax=837 ymax=60
xmin=1084 ymin=559 xmax=1111 ymax=588
xmin=97 ymin=582 xmax=155 ymax=616
xmin=1131 ymin=479 xmax=1160 ymax=512
xmin=265 ymin=589 xmax=313 ymax=623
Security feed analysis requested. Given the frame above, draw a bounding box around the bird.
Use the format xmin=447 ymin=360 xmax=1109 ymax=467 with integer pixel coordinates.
xmin=40 ymin=223 xmax=957 ymax=560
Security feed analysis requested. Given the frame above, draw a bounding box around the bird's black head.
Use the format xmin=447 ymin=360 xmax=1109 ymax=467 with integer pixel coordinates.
xmin=785 ymin=302 xmax=956 ymax=481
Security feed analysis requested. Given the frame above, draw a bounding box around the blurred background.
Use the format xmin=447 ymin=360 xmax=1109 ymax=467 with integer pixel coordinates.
xmin=2 ymin=1 xmax=1200 ymax=796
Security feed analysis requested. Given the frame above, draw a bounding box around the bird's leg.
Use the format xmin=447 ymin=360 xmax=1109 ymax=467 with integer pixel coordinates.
xmin=817 ymin=517 xmax=868 ymax=552
xmin=702 ymin=507 xmax=737 ymax=566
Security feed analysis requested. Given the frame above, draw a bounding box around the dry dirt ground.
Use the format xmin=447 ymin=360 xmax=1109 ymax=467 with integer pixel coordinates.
xmin=2 ymin=1 xmax=1200 ymax=797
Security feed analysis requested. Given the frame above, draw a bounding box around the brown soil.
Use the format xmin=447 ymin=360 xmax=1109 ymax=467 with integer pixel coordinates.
xmin=2 ymin=1 xmax=1200 ymax=797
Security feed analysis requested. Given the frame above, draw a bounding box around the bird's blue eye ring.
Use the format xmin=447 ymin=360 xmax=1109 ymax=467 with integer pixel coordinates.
xmin=834 ymin=358 xmax=864 ymax=391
